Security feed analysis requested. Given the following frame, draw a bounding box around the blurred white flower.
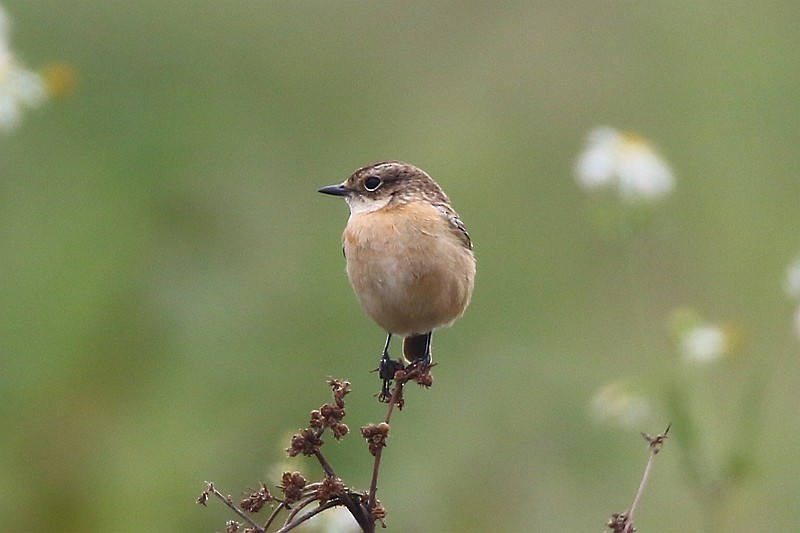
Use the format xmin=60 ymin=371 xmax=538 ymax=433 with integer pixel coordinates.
xmin=784 ymin=256 xmax=800 ymax=301
xmin=783 ymin=258 xmax=800 ymax=341
xmin=590 ymin=381 xmax=651 ymax=428
xmin=576 ymin=127 xmax=675 ymax=203
xmin=680 ymin=324 xmax=728 ymax=364
xmin=310 ymin=505 xmax=361 ymax=533
xmin=0 ymin=4 xmax=47 ymax=131
xmin=669 ymin=307 xmax=734 ymax=364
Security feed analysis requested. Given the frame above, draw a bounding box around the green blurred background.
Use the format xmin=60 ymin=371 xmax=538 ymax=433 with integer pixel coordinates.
xmin=2 ymin=2 xmax=799 ymax=531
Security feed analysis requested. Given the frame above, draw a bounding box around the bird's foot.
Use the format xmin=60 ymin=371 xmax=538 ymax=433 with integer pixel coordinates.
xmin=377 ymin=357 xmax=404 ymax=403
xmin=405 ymin=352 xmax=431 ymax=373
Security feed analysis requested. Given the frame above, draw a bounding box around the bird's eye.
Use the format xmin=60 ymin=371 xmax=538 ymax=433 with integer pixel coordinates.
xmin=364 ymin=176 xmax=381 ymax=191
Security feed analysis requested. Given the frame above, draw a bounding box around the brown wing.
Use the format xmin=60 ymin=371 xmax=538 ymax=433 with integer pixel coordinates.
xmin=435 ymin=203 xmax=473 ymax=250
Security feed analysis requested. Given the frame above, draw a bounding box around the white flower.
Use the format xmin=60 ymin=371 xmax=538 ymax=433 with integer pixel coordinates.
xmin=0 ymin=4 xmax=46 ymax=131
xmin=783 ymin=258 xmax=800 ymax=341
xmin=576 ymin=127 xmax=619 ymax=189
xmin=681 ymin=324 xmax=728 ymax=364
xmin=311 ymin=505 xmax=361 ymax=533
xmin=669 ymin=307 xmax=735 ymax=364
xmin=576 ymin=127 xmax=675 ymax=203
xmin=784 ymin=257 xmax=800 ymax=301
xmin=590 ymin=381 xmax=651 ymax=428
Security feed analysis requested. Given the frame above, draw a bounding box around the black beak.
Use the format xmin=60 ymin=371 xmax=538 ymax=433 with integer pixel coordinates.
xmin=318 ymin=183 xmax=350 ymax=197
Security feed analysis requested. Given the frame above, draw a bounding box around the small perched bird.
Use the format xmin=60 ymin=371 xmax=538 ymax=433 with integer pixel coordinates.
xmin=319 ymin=161 xmax=476 ymax=399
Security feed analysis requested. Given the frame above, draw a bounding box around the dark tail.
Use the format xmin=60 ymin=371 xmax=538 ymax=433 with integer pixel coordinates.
xmin=403 ymin=332 xmax=432 ymax=363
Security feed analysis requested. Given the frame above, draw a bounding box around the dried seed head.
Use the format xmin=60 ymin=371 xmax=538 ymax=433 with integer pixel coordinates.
xmin=416 ymin=372 xmax=433 ymax=388
xmin=286 ymin=428 xmax=324 ymax=457
xmin=278 ymin=471 xmax=307 ymax=504
xmin=317 ymin=476 xmax=346 ymax=502
xmin=606 ymin=511 xmax=633 ymax=532
xmin=331 ymin=422 xmax=349 ymax=440
xmin=371 ymin=499 xmax=387 ymax=525
xmin=309 ymin=409 xmax=323 ymax=429
xmin=240 ymin=483 xmax=273 ymax=513
xmin=328 ymin=378 xmax=351 ymax=407
xmin=360 ymin=423 xmax=390 ymax=456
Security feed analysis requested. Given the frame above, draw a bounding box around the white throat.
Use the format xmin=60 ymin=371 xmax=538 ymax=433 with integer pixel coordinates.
xmin=346 ymin=194 xmax=391 ymax=215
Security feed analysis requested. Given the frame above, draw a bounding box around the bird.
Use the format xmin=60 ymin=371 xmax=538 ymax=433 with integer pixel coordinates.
xmin=318 ymin=161 xmax=475 ymax=400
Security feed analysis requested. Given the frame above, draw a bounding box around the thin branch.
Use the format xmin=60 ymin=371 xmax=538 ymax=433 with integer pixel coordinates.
xmin=368 ymin=377 xmax=403 ymax=509
xmin=283 ymin=493 xmax=321 ymax=525
xmin=206 ymin=483 xmax=263 ymax=532
xmin=314 ymin=449 xmax=337 ymax=479
xmin=201 ymin=375 xmax=414 ymax=533
xmin=262 ymin=501 xmax=288 ymax=531
xmin=627 ymin=424 xmax=670 ymax=529
xmin=274 ymin=500 xmax=341 ymax=533
xmin=607 ymin=424 xmax=671 ymax=533
xmin=313 ymin=449 xmax=373 ymax=532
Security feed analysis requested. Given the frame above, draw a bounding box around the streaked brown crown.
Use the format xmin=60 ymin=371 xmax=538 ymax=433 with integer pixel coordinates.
xmin=345 ymin=161 xmax=451 ymax=206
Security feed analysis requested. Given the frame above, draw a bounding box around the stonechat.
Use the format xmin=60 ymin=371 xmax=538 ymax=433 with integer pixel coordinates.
xmin=319 ymin=161 xmax=476 ymax=399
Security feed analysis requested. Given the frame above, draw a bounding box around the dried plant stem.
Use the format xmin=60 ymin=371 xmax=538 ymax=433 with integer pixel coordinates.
xmin=367 ymin=377 xmax=403 ymax=510
xmin=275 ymin=500 xmax=340 ymax=533
xmin=625 ymin=442 xmax=657 ymax=530
xmin=608 ymin=424 xmax=671 ymax=533
xmin=313 ymin=449 xmax=374 ymax=532
xmin=199 ymin=376 xmax=422 ymax=533
xmin=314 ymin=449 xmax=337 ymax=479
xmin=283 ymin=494 xmax=319 ymax=524
xmin=206 ymin=484 xmax=263 ymax=532
xmin=263 ymin=502 xmax=288 ymax=531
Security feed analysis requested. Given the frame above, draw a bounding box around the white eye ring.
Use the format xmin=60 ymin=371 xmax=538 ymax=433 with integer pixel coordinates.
xmin=364 ymin=176 xmax=381 ymax=191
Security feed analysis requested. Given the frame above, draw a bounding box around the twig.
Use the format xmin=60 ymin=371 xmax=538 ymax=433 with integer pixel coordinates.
xmin=282 ymin=493 xmax=320 ymax=524
xmin=628 ymin=424 xmax=670 ymax=525
xmin=314 ymin=449 xmax=337 ymax=479
xmin=274 ymin=500 xmax=341 ymax=533
xmin=200 ymin=375 xmax=423 ymax=533
xmin=313 ymin=449 xmax=373 ymax=532
xmin=368 ymin=373 xmax=405 ymax=509
xmin=607 ymin=424 xmax=671 ymax=533
xmin=205 ymin=483 xmax=263 ymax=532
xmin=262 ymin=501 xmax=288 ymax=531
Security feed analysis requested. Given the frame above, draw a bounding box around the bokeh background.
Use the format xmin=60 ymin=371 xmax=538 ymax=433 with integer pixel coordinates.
xmin=2 ymin=2 xmax=799 ymax=531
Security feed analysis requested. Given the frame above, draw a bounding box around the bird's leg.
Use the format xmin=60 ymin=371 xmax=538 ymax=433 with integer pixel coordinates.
xmin=379 ymin=332 xmax=392 ymax=375
xmin=407 ymin=331 xmax=432 ymax=370
xmin=422 ymin=331 xmax=432 ymax=367
xmin=378 ymin=333 xmax=402 ymax=401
